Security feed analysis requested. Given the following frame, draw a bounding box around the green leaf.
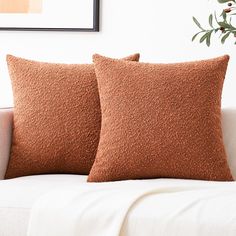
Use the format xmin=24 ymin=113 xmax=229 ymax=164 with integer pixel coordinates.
xmin=192 ymin=32 xmax=203 ymax=41
xmin=206 ymin=31 xmax=213 ymax=47
xmin=221 ymin=32 xmax=231 ymax=44
xmin=214 ymin=11 xmax=220 ymax=24
xmin=218 ymin=21 xmax=232 ymax=29
xmin=199 ymin=31 xmax=213 ymax=46
xmin=217 ymin=0 xmax=235 ymax=3
xmin=200 ymin=32 xmax=209 ymax=43
xmin=220 ymin=10 xmax=227 ymax=22
xmin=193 ymin=17 xmax=204 ymax=30
xmin=209 ymin=14 xmax=213 ymax=28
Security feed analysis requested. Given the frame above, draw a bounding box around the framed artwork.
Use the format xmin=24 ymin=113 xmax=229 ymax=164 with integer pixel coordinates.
xmin=0 ymin=0 xmax=99 ymax=32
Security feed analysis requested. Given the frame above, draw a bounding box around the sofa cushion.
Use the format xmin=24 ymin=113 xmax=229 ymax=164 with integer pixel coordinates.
xmin=0 ymin=175 xmax=87 ymax=236
xmin=5 ymin=54 xmax=140 ymax=179
xmin=88 ymin=54 xmax=233 ymax=182
xmin=0 ymin=175 xmax=236 ymax=236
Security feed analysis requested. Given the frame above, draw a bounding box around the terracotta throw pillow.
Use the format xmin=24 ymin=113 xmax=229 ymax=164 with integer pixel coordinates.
xmin=88 ymin=54 xmax=233 ymax=182
xmin=5 ymin=54 xmax=140 ymax=179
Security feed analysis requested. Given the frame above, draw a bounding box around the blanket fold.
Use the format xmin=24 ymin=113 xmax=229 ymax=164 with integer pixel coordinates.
xmin=27 ymin=180 xmax=236 ymax=236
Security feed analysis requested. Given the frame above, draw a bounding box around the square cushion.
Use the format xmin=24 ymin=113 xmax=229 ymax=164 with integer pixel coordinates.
xmin=88 ymin=54 xmax=233 ymax=182
xmin=5 ymin=54 xmax=140 ymax=179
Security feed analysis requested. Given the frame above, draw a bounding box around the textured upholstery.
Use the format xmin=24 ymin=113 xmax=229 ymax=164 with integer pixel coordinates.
xmin=0 ymin=108 xmax=236 ymax=179
xmin=89 ymin=54 xmax=233 ymax=182
xmin=0 ymin=108 xmax=13 ymax=179
xmin=5 ymin=54 xmax=140 ymax=179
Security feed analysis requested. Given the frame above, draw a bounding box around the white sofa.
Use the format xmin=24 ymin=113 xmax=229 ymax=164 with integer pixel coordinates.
xmin=0 ymin=108 xmax=236 ymax=236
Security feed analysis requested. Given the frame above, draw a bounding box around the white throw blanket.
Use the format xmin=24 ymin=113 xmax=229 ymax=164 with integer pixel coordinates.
xmin=27 ymin=179 xmax=236 ymax=236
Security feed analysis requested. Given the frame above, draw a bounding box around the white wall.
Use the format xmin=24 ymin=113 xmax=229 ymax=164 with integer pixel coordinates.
xmin=0 ymin=0 xmax=235 ymax=108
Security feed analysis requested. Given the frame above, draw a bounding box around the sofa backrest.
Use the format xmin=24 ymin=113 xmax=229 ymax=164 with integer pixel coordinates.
xmin=0 ymin=108 xmax=235 ymax=180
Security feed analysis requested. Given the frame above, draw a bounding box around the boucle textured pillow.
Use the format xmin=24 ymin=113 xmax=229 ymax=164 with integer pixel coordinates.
xmin=5 ymin=54 xmax=140 ymax=179
xmin=88 ymin=54 xmax=233 ymax=182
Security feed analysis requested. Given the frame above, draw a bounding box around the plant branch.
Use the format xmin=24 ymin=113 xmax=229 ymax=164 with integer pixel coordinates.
xmin=192 ymin=0 xmax=236 ymax=46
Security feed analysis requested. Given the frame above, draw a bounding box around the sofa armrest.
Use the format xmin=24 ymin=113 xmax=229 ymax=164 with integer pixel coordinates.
xmin=0 ymin=108 xmax=13 ymax=179
xmin=222 ymin=108 xmax=236 ymax=180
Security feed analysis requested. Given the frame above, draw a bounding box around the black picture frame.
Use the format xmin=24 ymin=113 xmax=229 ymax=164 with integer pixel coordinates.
xmin=0 ymin=0 xmax=99 ymax=32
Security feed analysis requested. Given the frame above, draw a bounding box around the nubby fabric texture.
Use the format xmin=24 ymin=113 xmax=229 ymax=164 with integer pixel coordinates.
xmin=5 ymin=54 xmax=140 ymax=179
xmin=88 ymin=54 xmax=233 ymax=182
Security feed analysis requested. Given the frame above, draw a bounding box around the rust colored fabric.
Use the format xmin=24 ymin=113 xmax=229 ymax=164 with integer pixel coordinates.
xmin=5 ymin=54 xmax=140 ymax=179
xmin=88 ymin=54 xmax=233 ymax=182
